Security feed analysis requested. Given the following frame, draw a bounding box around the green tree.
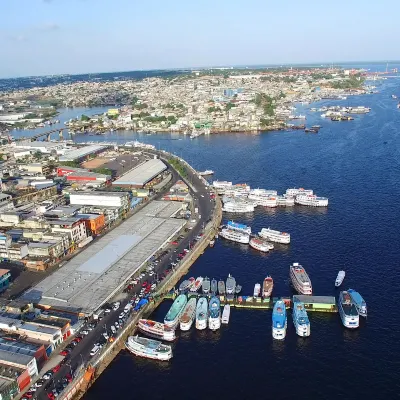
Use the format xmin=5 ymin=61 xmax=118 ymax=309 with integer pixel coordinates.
xmin=81 ymin=114 xmax=90 ymax=121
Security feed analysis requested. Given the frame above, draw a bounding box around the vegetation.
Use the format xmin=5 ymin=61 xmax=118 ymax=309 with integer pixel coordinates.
xmin=208 ymin=106 xmax=220 ymax=113
xmin=225 ymin=102 xmax=236 ymax=111
xmin=93 ymin=167 xmax=113 ymax=176
xmin=168 ymin=158 xmax=187 ymax=177
xmin=80 ymin=114 xmax=90 ymax=121
xmin=59 ymin=161 xmax=81 ymax=168
xmin=133 ymin=103 xmax=148 ymax=110
xmin=330 ymin=75 xmax=364 ymax=89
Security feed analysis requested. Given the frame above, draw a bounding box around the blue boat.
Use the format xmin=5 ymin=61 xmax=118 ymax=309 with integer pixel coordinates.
xmin=292 ymin=301 xmax=310 ymax=337
xmin=227 ymin=221 xmax=251 ymax=235
xmin=272 ymin=300 xmax=287 ymax=340
xmin=348 ymin=289 xmax=367 ymax=317
xmin=208 ymin=296 xmax=221 ymax=330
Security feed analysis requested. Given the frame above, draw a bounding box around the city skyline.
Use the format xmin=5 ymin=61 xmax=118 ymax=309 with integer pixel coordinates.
xmin=1 ymin=0 xmax=400 ymax=78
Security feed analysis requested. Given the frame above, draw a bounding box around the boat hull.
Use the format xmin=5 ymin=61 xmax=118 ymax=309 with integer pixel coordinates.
xmin=126 ymin=344 xmax=172 ymax=361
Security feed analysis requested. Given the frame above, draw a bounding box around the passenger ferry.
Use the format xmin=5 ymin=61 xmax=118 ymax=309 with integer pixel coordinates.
xmin=125 ymin=335 xmax=172 ymax=361
xmin=348 ymin=289 xmax=367 ymax=317
xmin=164 ymin=294 xmax=187 ymax=328
xmin=277 ymin=195 xmax=295 ymax=206
xmin=286 ymin=188 xmax=314 ymax=197
xmin=219 ymin=228 xmax=250 ymax=244
xmin=295 ymin=194 xmax=328 ymax=207
xmin=180 ymin=298 xmax=197 ymax=331
xmin=253 ymin=283 xmax=261 ymax=298
xmin=259 ymin=228 xmax=290 ymax=244
xmin=290 ymin=263 xmax=312 ymax=295
xmin=213 ymin=180 xmax=232 ymax=194
xmin=190 ymin=276 xmax=203 ymax=292
xmin=249 ymin=237 xmax=274 ymax=252
xmin=248 ymin=193 xmax=278 ymax=207
xmin=137 ymin=319 xmax=176 ymax=342
xmin=262 ymin=276 xmax=274 ymax=298
xmin=221 ymin=304 xmax=231 ymax=324
xmin=249 ymin=188 xmax=278 ymax=196
xmin=338 ymin=291 xmax=360 ymax=328
xmin=208 ymin=296 xmax=221 ymax=331
xmin=227 ymin=220 xmax=252 ymax=235
xmin=196 ymin=297 xmax=208 ymax=330
xmin=292 ymin=301 xmax=311 ymax=337
xmin=222 ymin=201 xmax=255 ymax=213
xmin=335 ymin=271 xmax=346 ymax=287
xmin=272 ymin=300 xmax=287 ymax=340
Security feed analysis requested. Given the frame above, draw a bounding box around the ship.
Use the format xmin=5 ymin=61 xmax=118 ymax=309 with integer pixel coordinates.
xmin=272 ymin=300 xmax=287 ymax=340
xmin=221 ymin=304 xmax=230 ymax=324
xmin=290 ymin=263 xmax=312 ymax=295
xmin=164 ymin=294 xmax=188 ymax=328
xmin=262 ymin=276 xmax=274 ymax=298
xmin=253 ymin=283 xmax=261 ymax=298
xmin=208 ymin=296 xmax=221 ymax=331
xmin=249 ymin=237 xmax=274 ymax=252
xmin=219 ymin=228 xmax=250 ymax=244
xmin=249 ymin=188 xmax=278 ymax=196
xmin=179 ymin=278 xmax=195 ymax=293
xmin=180 ymin=298 xmax=197 ymax=331
xmin=348 ymin=289 xmax=367 ymax=317
xmin=222 ymin=201 xmax=255 ymax=213
xmin=259 ymin=228 xmax=290 ymax=244
xmin=218 ymin=280 xmax=226 ymax=295
xmin=202 ymin=277 xmax=211 ymax=294
xmin=226 ymin=274 xmax=236 ymax=297
xmin=213 ymin=180 xmax=232 ymax=194
xmin=338 ymin=291 xmax=360 ymax=328
xmin=286 ymin=188 xmax=313 ymax=197
xmin=335 ymin=271 xmax=346 ymax=287
xmin=190 ymin=276 xmax=203 ymax=292
xmin=276 ymin=195 xmax=295 ymax=207
xmin=211 ymin=279 xmax=218 ymax=294
xmin=125 ymin=335 xmax=172 ymax=361
xmin=292 ymin=301 xmax=311 ymax=337
xmin=247 ymin=193 xmax=277 ymax=207
xmin=196 ymin=297 xmax=208 ymax=330
xmin=137 ymin=319 xmax=176 ymax=342
xmin=295 ymin=194 xmax=328 ymax=207
xmin=198 ymin=170 xmax=214 ymax=176
xmin=227 ymin=220 xmax=252 ymax=235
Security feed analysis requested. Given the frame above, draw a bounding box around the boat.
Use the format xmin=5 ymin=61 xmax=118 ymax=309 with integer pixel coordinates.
xmin=221 ymin=304 xmax=230 ymax=324
xmin=180 ymin=298 xmax=197 ymax=331
xmin=213 ymin=180 xmax=232 ymax=194
xmin=262 ymin=276 xmax=273 ymax=298
xmin=295 ymin=194 xmax=328 ymax=207
xmin=179 ymin=280 xmax=192 ymax=293
xmin=249 ymin=188 xmax=277 ymax=196
xmin=209 ymin=239 xmax=215 ymax=248
xmin=222 ymin=201 xmax=255 ymax=213
xmin=218 ymin=280 xmax=225 ymax=295
xmin=190 ymin=276 xmax=203 ymax=292
xmin=286 ymin=188 xmax=313 ymax=197
xmin=259 ymin=228 xmax=290 ymax=244
xmin=290 ymin=263 xmax=312 ymax=295
xmin=348 ymin=289 xmax=367 ymax=317
xmin=164 ymin=294 xmax=187 ymax=328
xmin=338 ymin=291 xmax=360 ymax=328
xmin=125 ymin=335 xmax=172 ymax=361
xmin=198 ymin=170 xmax=214 ymax=176
xmin=272 ymin=300 xmax=287 ymax=340
xmin=277 ymin=195 xmax=295 ymax=207
xmin=392 ymin=94 xmax=397 ymax=99
xmin=335 ymin=271 xmax=346 ymax=287
xmin=211 ymin=279 xmax=218 ymax=294
xmin=137 ymin=319 xmax=176 ymax=342
xmin=208 ymin=296 xmax=221 ymax=330
xmin=235 ymin=285 xmax=242 ymax=294
xmin=249 ymin=237 xmax=273 ymax=252
xmin=202 ymin=277 xmax=210 ymax=294
xmin=292 ymin=301 xmax=311 ymax=337
xmin=219 ymin=228 xmax=250 ymax=244
xmin=195 ymin=297 xmax=208 ymax=330
xmin=253 ymin=283 xmax=261 ymax=298
xmin=248 ymin=194 xmax=278 ymax=207
xmin=226 ymin=274 xmax=236 ymax=297
xmin=227 ymin=220 xmax=252 ymax=235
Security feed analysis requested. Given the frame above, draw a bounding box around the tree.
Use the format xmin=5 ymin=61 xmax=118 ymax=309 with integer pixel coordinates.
xmin=81 ymin=114 xmax=90 ymax=121
xmin=93 ymin=167 xmax=113 ymax=176
xmin=34 ymin=151 xmax=42 ymax=159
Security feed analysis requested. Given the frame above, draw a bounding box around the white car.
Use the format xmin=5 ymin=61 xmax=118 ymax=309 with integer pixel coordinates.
xmin=104 ymin=308 xmax=111 ymax=313
xmin=80 ymin=330 xmax=89 ymax=335
xmin=112 ymin=302 xmax=120 ymax=311
xmin=43 ymin=374 xmax=52 ymax=380
xmin=115 ymin=322 xmax=120 ymax=329
xmin=151 ymin=284 xmax=157 ymax=290
xmin=119 ymin=312 xmax=125 ymax=319
xmin=110 ymin=326 xmax=116 ymax=334
xmin=103 ymin=332 xmax=109 ymax=340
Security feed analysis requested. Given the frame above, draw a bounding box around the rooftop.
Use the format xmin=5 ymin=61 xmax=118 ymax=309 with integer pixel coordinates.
xmin=0 ymin=349 xmax=34 ymax=367
xmin=59 ymin=145 xmax=109 ymax=162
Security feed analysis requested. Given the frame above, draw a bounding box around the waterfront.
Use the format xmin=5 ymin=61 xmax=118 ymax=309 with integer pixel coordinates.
xmin=12 ymin=69 xmax=400 ymax=399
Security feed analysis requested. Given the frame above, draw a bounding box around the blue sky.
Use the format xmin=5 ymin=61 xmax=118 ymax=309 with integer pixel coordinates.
xmin=1 ymin=0 xmax=399 ymax=78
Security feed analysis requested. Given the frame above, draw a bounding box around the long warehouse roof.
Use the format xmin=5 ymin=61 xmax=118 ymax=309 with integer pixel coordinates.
xmin=59 ymin=145 xmax=108 ymax=161
xmin=112 ymin=158 xmax=167 ymax=186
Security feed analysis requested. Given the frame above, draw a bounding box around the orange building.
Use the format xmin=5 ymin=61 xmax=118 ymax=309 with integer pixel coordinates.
xmin=76 ymin=213 xmax=105 ymax=236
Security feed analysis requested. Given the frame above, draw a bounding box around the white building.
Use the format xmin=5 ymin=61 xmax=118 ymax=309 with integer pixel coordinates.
xmin=69 ymin=192 xmax=130 ymax=209
xmin=48 ymin=218 xmax=87 ymax=244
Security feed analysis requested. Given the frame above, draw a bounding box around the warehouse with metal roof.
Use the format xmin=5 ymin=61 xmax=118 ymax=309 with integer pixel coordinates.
xmin=59 ymin=144 xmax=109 ymax=162
xmin=112 ymin=159 xmax=167 ymax=188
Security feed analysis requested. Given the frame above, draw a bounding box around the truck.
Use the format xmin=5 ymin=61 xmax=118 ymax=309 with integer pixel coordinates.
xmin=93 ymin=309 xmax=104 ymax=320
xmin=194 ymin=207 xmax=199 ymax=214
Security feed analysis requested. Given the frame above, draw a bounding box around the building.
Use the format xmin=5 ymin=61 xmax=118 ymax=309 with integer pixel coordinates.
xmin=19 ymin=163 xmax=51 ymax=175
xmin=112 ymin=159 xmax=167 ymax=188
xmin=59 ymin=144 xmax=109 ymax=162
xmin=0 ymin=373 xmax=19 ymax=400
xmin=48 ymin=218 xmax=87 ymax=245
xmin=76 ymin=213 xmax=105 ymax=236
xmin=56 ymin=166 xmax=110 ymax=184
xmin=14 ymin=142 xmax=65 ymax=154
xmin=0 ymin=233 xmax=27 ymax=261
xmin=69 ymin=191 xmax=130 ymax=210
xmin=28 ymin=241 xmax=64 ymax=260
xmin=32 ymin=315 xmax=71 ymax=341
xmin=0 ymin=350 xmax=38 ymax=387
xmin=0 ymin=270 xmax=11 ymax=293
xmin=0 ymin=194 xmax=12 ymax=212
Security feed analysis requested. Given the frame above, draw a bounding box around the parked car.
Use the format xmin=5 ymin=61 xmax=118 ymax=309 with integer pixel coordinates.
xmin=60 ymin=349 xmax=70 ymax=356
xmin=52 ymin=364 xmax=62 ymax=373
xmin=80 ymin=330 xmax=89 ymax=336
xmin=114 ymin=321 xmax=120 ymax=329
xmin=112 ymin=302 xmax=120 ymax=311
xmin=43 ymin=371 xmax=53 ymax=380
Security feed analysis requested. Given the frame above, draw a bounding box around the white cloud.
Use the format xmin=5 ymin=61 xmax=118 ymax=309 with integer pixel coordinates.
xmin=7 ymin=34 xmax=28 ymax=42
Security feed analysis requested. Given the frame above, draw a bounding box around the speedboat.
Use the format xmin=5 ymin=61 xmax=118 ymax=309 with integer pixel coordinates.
xmin=335 ymin=271 xmax=345 ymax=287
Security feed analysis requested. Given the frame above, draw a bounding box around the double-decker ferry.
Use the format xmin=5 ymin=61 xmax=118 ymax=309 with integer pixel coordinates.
xmin=125 ymin=335 xmax=172 ymax=361
xmin=259 ymin=228 xmax=290 ymax=244
xmin=180 ymin=298 xmax=197 ymax=331
xmin=338 ymin=291 xmax=360 ymax=328
xmin=292 ymin=301 xmax=311 ymax=337
xmin=290 ymin=263 xmax=312 ymax=295
xmin=272 ymin=300 xmax=287 ymax=340
xmin=164 ymin=294 xmax=187 ymax=328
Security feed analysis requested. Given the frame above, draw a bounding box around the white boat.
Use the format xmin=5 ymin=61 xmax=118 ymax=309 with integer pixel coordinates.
xmin=286 ymin=188 xmax=313 ymax=197
xmin=295 ymin=194 xmax=328 ymax=207
xmin=137 ymin=319 xmax=176 ymax=342
xmin=219 ymin=228 xmax=250 ymax=244
xmin=199 ymin=170 xmax=214 ymax=176
xmin=180 ymin=298 xmax=197 ymax=331
xmin=196 ymin=297 xmax=208 ymax=330
xmin=292 ymin=301 xmax=311 ymax=337
xmin=125 ymin=335 xmax=172 ymax=361
xmin=249 ymin=237 xmax=273 ymax=252
xmin=202 ymin=277 xmax=211 ymax=294
xmin=277 ymin=195 xmax=295 ymax=206
xmin=253 ymin=283 xmax=261 ymax=298
xmin=227 ymin=220 xmax=252 ymax=235
xmin=226 ymin=274 xmax=236 ymax=296
xmin=290 ymin=263 xmax=312 ymax=295
xmin=338 ymin=291 xmax=360 ymax=328
xmin=262 ymin=276 xmax=274 ymax=297
xmin=190 ymin=276 xmax=203 ymax=292
xmin=222 ymin=201 xmax=255 ymax=213
xmin=272 ymin=300 xmax=287 ymax=340
xmin=249 ymin=188 xmax=277 ymax=196
xmin=221 ymin=304 xmax=231 ymax=324
xmin=335 ymin=271 xmax=346 ymax=287
xmin=208 ymin=296 xmax=221 ymax=331
xmin=259 ymin=228 xmax=290 ymax=244
xmin=213 ymin=180 xmax=232 ymax=194
xmin=248 ymin=193 xmax=277 ymax=207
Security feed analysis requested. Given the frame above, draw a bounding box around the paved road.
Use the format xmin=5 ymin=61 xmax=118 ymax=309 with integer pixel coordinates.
xmin=32 ymin=152 xmax=215 ymax=400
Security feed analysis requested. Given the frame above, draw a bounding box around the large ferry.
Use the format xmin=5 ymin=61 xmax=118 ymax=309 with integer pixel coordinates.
xmin=335 ymin=271 xmax=346 ymax=287
xmin=125 ymin=335 xmax=172 ymax=361
xmin=190 ymin=276 xmax=203 ymax=292
xmin=202 ymin=277 xmax=211 ymax=294
xmin=221 ymin=304 xmax=230 ymax=324
xmin=219 ymin=228 xmax=250 ymax=244
xmin=180 ymin=298 xmax=197 ymax=331
xmin=338 ymin=291 xmax=360 ymax=328
xmin=164 ymin=294 xmax=187 ymax=328
xmin=259 ymin=228 xmax=290 ymax=244
xmin=196 ymin=297 xmax=208 ymax=330
xmin=290 ymin=263 xmax=312 ymax=295
xmin=213 ymin=180 xmax=232 ymax=194
xmin=248 ymin=193 xmax=277 ymax=207
xmin=348 ymin=289 xmax=367 ymax=317
xmin=208 ymin=296 xmax=221 ymax=331
xmin=277 ymin=195 xmax=295 ymax=207
xmin=218 ymin=280 xmax=226 ymax=295
xmin=222 ymin=201 xmax=255 ymax=213
xmin=272 ymin=300 xmax=287 ymax=340
xmin=249 ymin=188 xmax=277 ymax=196
xmin=137 ymin=319 xmax=176 ymax=342
xmin=226 ymin=274 xmax=236 ymax=296
xmin=249 ymin=237 xmax=274 ymax=252
xmin=262 ymin=276 xmax=274 ymax=298
xmin=292 ymin=301 xmax=311 ymax=337
xmin=286 ymin=188 xmax=314 ymax=197
xmin=227 ymin=220 xmax=252 ymax=235
xmin=295 ymin=194 xmax=329 ymax=207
